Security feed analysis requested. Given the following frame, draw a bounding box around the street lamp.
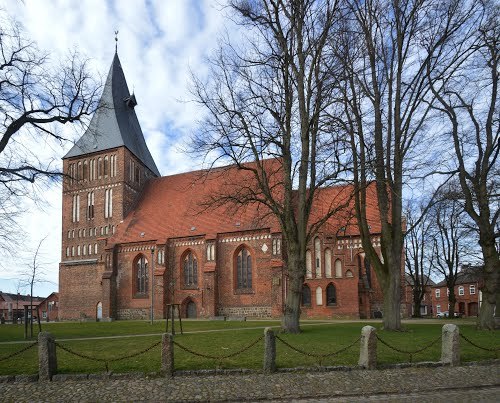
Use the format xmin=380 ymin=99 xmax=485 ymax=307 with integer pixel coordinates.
xmin=151 ymin=246 xmax=155 ymax=325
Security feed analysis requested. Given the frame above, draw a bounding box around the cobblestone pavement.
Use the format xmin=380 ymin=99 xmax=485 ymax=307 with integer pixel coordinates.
xmin=1 ymin=363 xmax=498 ymax=402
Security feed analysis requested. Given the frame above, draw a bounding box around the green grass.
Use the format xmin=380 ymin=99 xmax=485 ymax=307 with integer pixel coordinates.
xmin=0 ymin=320 xmax=498 ymax=376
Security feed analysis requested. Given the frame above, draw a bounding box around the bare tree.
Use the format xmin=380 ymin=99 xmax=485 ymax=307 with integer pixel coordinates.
xmin=429 ymin=189 xmax=478 ymax=318
xmin=19 ymin=236 xmax=51 ymax=338
xmin=332 ymin=0 xmax=477 ymax=329
xmin=405 ymin=202 xmax=433 ymax=318
xmin=0 ymin=11 xmax=101 ymax=203
xmin=426 ymin=0 xmax=499 ymax=329
xmin=191 ymin=0 xmax=352 ymax=333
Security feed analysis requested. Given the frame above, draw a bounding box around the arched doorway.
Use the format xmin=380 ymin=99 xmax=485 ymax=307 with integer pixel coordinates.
xmin=96 ymin=302 xmax=102 ymax=321
xmin=186 ymin=301 xmax=197 ymax=318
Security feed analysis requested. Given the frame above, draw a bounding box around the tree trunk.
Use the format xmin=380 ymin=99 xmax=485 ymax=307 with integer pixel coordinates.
xmin=413 ymin=289 xmax=422 ymax=318
xmin=448 ymin=289 xmax=456 ymax=318
xmin=281 ymin=242 xmax=304 ymax=334
xmin=478 ymin=242 xmax=499 ymax=330
xmin=381 ymin=266 xmax=402 ymax=330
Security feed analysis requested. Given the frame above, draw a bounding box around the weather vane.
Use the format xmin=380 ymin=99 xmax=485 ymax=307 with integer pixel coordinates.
xmin=115 ymin=30 xmax=119 ymax=53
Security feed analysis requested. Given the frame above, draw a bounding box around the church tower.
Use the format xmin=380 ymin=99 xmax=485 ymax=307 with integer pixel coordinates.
xmin=59 ymin=51 xmax=160 ymax=320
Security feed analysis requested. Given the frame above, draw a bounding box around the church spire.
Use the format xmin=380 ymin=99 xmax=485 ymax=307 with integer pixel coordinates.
xmin=63 ymin=52 xmax=160 ymax=177
xmin=114 ymin=30 xmax=119 ymax=54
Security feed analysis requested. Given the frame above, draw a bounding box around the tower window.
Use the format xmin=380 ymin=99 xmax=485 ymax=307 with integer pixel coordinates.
xmin=72 ymin=194 xmax=80 ymax=222
xmin=104 ymin=189 xmax=113 ymax=218
xmin=104 ymin=156 xmax=109 ymax=177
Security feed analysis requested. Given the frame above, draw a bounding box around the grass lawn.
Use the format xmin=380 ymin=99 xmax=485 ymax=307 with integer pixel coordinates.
xmin=0 ymin=320 xmax=497 ymax=376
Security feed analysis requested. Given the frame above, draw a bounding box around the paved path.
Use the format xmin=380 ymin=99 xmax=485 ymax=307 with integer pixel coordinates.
xmin=1 ymin=362 xmax=498 ymax=402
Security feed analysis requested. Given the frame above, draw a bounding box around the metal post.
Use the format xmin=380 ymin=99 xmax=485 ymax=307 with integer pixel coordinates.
xmin=151 ymin=247 xmax=155 ymax=325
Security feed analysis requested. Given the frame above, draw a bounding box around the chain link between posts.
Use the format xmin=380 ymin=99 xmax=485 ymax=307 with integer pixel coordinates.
xmin=459 ymin=333 xmax=500 ymax=358
xmin=0 ymin=341 xmax=38 ymax=362
xmin=173 ymin=335 xmax=264 ymax=368
xmin=275 ymin=335 xmax=361 ymax=366
xmin=376 ymin=334 xmax=441 ymax=363
xmin=55 ymin=339 xmax=161 ymax=372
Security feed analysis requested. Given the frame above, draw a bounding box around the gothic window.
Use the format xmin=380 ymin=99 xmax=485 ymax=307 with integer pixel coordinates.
xmin=206 ymin=243 xmax=215 ymax=261
xmin=71 ymin=246 xmax=75 ymax=257
xmin=325 ymin=248 xmax=332 ymax=277
xmin=77 ymin=245 xmax=81 ymax=256
xmin=94 ymin=243 xmax=98 ymax=254
xmin=66 ymin=247 xmax=70 ymax=257
xmin=315 ymin=286 xmax=323 ymax=305
xmin=135 ymin=255 xmax=149 ymax=295
xmin=335 ymin=259 xmax=342 ymax=278
xmin=236 ymin=247 xmax=252 ymax=289
xmin=88 ymin=244 xmax=92 ymax=255
xmin=314 ymin=237 xmax=321 ymax=277
xmin=104 ymin=155 xmax=109 ymax=177
xmin=83 ymin=160 xmax=88 ymax=180
xmin=272 ymin=238 xmax=281 ymax=255
xmin=83 ymin=244 xmax=87 ymax=255
xmin=326 ymin=283 xmax=337 ymax=306
xmin=77 ymin=162 xmax=82 ymax=181
xmin=306 ymin=250 xmax=312 ymax=278
xmin=345 ymin=269 xmax=353 ymax=278
xmin=87 ymin=192 xmax=94 ymax=219
xmin=104 ymin=189 xmax=113 ymax=218
xmin=301 ymin=284 xmax=311 ymax=306
xmin=157 ymin=249 xmax=165 ymax=265
xmin=72 ymin=194 xmax=80 ymax=222
xmin=183 ymin=251 xmax=198 ymax=287
xmin=97 ymin=157 xmax=102 ymax=178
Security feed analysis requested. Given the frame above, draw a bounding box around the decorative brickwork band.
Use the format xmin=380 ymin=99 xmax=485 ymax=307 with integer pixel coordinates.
xmin=441 ymin=324 xmax=460 ymax=366
xmin=263 ymin=327 xmax=276 ymax=373
xmin=358 ymin=326 xmax=376 ymax=369
xmin=162 ymin=333 xmax=174 ymax=377
xmin=38 ymin=332 xmax=57 ymax=381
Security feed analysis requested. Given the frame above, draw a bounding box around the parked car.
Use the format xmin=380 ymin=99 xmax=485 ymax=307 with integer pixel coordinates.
xmin=436 ymin=311 xmax=463 ymax=318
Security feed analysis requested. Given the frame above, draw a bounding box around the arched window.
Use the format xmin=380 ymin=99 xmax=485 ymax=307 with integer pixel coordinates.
xmin=315 ymin=286 xmax=323 ymax=305
xmin=104 ymin=155 xmax=109 ymax=177
xmin=97 ymin=157 xmax=102 ymax=178
xmin=326 ymin=283 xmax=337 ymax=306
xmin=236 ymin=247 xmax=252 ymax=289
xmin=314 ymin=237 xmax=321 ymax=277
xmin=325 ymin=248 xmax=332 ymax=277
xmin=135 ymin=255 xmax=149 ymax=295
xmin=302 ymin=284 xmax=311 ymax=306
xmin=306 ymin=250 xmax=312 ymax=278
xmin=183 ymin=251 xmax=198 ymax=287
xmin=335 ymin=259 xmax=342 ymax=278
xmin=83 ymin=160 xmax=88 ymax=180
xmin=345 ymin=269 xmax=354 ymax=278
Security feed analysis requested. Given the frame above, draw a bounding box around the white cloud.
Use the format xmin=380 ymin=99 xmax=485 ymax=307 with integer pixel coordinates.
xmin=0 ymin=0 xmax=239 ymax=295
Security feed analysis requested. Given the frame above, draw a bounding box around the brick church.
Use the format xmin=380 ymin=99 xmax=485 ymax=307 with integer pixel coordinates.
xmin=59 ymin=52 xmax=388 ymax=321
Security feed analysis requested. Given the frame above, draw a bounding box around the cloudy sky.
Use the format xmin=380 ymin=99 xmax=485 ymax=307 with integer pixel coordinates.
xmin=0 ymin=0 xmax=237 ymax=297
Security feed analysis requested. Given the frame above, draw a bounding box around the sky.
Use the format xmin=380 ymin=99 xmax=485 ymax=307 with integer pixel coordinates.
xmin=0 ymin=0 xmax=237 ymax=297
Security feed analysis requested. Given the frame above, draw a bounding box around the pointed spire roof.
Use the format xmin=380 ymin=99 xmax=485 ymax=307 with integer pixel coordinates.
xmin=64 ymin=53 xmax=160 ymax=177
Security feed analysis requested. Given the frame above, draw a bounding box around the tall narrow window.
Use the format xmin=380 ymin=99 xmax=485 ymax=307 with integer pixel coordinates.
xmin=302 ymin=284 xmax=311 ymax=306
xmin=335 ymin=259 xmax=342 ymax=278
xmin=314 ymin=237 xmax=321 ymax=277
xmin=236 ymin=247 xmax=252 ymax=289
xmin=272 ymin=238 xmax=281 ymax=255
xmin=104 ymin=156 xmax=109 ymax=177
xmin=97 ymin=157 xmax=102 ymax=178
xmin=306 ymin=250 xmax=312 ymax=278
xmin=325 ymin=248 xmax=332 ymax=277
xmin=104 ymin=189 xmax=113 ymax=218
xmin=87 ymin=192 xmax=94 ymax=219
xmin=206 ymin=243 xmax=215 ymax=261
xmin=183 ymin=251 xmax=198 ymax=287
xmin=315 ymin=286 xmax=323 ymax=305
xmin=77 ymin=162 xmax=82 ymax=181
xmin=326 ymin=283 xmax=337 ymax=306
xmin=72 ymin=194 xmax=80 ymax=222
xmin=83 ymin=160 xmax=88 ymax=181
xmin=135 ymin=255 xmax=148 ymax=295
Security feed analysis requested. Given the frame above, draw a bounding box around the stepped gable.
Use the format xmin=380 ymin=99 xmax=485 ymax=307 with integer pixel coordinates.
xmin=63 ymin=52 xmax=160 ymax=176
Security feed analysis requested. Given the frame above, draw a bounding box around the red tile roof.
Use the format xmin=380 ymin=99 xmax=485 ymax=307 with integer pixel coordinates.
xmin=109 ymin=159 xmax=381 ymax=246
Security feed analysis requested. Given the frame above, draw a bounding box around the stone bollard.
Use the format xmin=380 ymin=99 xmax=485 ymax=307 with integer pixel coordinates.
xmin=161 ymin=333 xmax=174 ymax=377
xmin=263 ymin=327 xmax=276 ymax=373
xmin=358 ymin=326 xmax=377 ymax=369
xmin=38 ymin=332 xmax=57 ymax=381
xmin=441 ymin=324 xmax=460 ymax=366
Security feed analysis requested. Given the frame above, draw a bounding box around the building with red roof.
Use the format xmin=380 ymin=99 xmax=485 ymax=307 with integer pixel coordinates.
xmin=58 ymin=53 xmax=393 ymax=321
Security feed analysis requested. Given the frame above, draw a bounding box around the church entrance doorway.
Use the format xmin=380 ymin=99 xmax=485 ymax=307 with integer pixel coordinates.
xmin=96 ymin=302 xmax=102 ymax=321
xmin=186 ymin=301 xmax=197 ymax=318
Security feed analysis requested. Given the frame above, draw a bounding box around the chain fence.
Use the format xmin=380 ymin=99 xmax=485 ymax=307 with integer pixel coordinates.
xmin=275 ymin=335 xmax=361 ymax=366
xmin=55 ymin=339 xmax=162 ymax=372
xmin=375 ymin=334 xmax=441 ymax=363
xmin=0 ymin=341 xmax=38 ymax=363
xmin=459 ymin=333 xmax=500 ymax=358
xmin=173 ymin=335 xmax=263 ymax=368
